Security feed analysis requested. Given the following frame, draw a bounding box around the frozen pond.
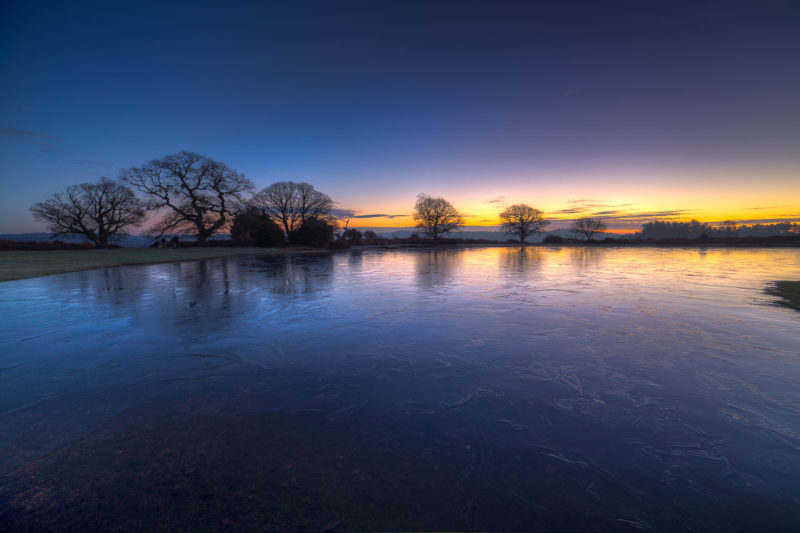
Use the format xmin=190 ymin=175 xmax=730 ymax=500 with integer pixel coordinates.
xmin=1 ymin=246 xmax=799 ymax=531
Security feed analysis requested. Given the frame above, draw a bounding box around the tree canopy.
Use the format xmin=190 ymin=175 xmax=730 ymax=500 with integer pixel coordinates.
xmin=413 ymin=194 xmax=463 ymax=240
xmin=30 ymin=177 xmax=145 ymax=246
xmin=251 ymin=181 xmax=333 ymax=236
xmin=121 ymin=151 xmax=254 ymax=242
xmin=499 ymin=204 xmax=549 ymax=243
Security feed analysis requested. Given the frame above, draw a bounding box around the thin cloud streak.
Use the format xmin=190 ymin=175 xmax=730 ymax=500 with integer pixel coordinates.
xmin=485 ymin=195 xmax=507 ymax=204
xmin=330 ymin=208 xmax=408 ymax=219
xmin=352 ymin=213 xmax=407 ymax=219
xmin=0 ymin=127 xmax=58 ymax=140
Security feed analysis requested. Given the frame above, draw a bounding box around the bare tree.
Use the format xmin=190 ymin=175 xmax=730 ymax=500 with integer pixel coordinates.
xmin=250 ymin=181 xmax=333 ymax=235
xmin=570 ymin=217 xmax=607 ymax=241
xmin=121 ymin=151 xmax=254 ymax=243
xmin=30 ymin=177 xmax=145 ymax=246
xmin=499 ymin=203 xmax=549 ymax=243
xmin=413 ymin=194 xmax=464 ymax=240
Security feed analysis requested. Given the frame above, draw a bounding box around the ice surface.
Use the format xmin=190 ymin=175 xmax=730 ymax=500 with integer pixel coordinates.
xmin=1 ymin=247 xmax=799 ymax=530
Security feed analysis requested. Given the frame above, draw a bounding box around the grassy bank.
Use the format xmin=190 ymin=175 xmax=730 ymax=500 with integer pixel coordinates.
xmin=767 ymin=281 xmax=800 ymax=312
xmin=0 ymin=247 xmax=322 ymax=282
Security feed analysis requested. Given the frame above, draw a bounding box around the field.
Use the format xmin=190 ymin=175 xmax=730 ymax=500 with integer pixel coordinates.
xmin=0 ymin=247 xmax=303 ymax=282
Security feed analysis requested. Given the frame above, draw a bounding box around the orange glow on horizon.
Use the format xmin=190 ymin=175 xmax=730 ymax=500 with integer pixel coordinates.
xmin=343 ymin=163 xmax=800 ymax=231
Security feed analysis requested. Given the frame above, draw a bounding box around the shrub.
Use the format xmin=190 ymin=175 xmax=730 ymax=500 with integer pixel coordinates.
xmin=231 ymin=207 xmax=264 ymax=242
xmin=543 ymin=234 xmax=565 ymax=244
xmin=343 ymin=228 xmax=362 ymax=244
xmin=289 ymin=217 xmax=335 ymax=247
xmin=254 ymin=218 xmax=287 ymax=247
xmin=231 ymin=206 xmax=286 ymax=247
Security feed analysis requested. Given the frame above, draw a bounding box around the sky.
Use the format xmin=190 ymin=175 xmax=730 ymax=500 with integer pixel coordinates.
xmin=1 ymin=0 xmax=798 ymax=234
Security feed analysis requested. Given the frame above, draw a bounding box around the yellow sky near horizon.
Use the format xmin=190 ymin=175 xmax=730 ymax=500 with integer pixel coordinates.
xmin=341 ymin=163 xmax=800 ymax=231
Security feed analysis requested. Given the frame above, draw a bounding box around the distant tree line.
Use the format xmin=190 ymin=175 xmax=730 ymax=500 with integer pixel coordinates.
xmin=638 ymin=220 xmax=799 ymax=239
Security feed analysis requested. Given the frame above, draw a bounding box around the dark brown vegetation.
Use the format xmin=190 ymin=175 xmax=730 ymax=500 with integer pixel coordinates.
xmin=230 ymin=206 xmax=287 ymax=247
xmin=0 ymin=239 xmax=104 ymax=251
xmin=766 ymin=281 xmax=800 ymax=311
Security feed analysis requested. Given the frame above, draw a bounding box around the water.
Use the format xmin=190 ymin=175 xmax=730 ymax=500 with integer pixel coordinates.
xmin=1 ymin=246 xmax=799 ymax=531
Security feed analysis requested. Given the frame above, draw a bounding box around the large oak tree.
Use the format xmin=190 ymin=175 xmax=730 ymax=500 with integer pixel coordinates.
xmin=121 ymin=151 xmax=254 ymax=243
xmin=30 ymin=177 xmax=145 ymax=246
xmin=413 ymin=194 xmax=463 ymax=240
xmin=251 ymin=181 xmax=334 ymax=235
xmin=499 ymin=203 xmax=549 ymax=243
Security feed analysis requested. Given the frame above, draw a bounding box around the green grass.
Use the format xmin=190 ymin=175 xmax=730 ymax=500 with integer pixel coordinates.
xmin=767 ymin=281 xmax=800 ymax=312
xmin=0 ymin=247 xmax=319 ymax=282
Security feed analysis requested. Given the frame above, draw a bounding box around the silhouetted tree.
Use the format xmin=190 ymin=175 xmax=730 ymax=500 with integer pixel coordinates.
xmin=288 ymin=216 xmax=335 ymax=247
xmin=499 ymin=203 xmax=549 ymax=243
xmin=570 ymin=217 xmax=607 ymax=241
xmin=30 ymin=177 xmax=145 ymax=246
xmin=413 ymin=194 xmax=463 ymax=239
xmin=338 ymin=216 xmax=351 ymax=237
xmin=230 ymin=206 xmax=286 ymax=247
xmin=251 ymin=181 xmax=333 ymax=236
xmin=121 ymin=151 xmax=254 ymax=243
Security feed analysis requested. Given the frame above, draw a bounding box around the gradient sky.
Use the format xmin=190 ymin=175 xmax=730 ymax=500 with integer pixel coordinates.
xmin=1 ymin=0 xmax=798 ymax=233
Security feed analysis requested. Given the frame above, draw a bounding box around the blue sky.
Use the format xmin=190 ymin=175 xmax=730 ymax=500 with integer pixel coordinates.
xmin=1 ymin=0 xmax=798 ymax=233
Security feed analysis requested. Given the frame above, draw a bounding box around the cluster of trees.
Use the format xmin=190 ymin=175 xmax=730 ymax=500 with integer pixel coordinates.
xmin=30 ymin=151 xmax=612 ymax=247
xmin=640 ymin=220 xmax=799 ymax=239
xmin=733 ymin=222 xmax=800 ymax=236
xmin=412 ymin=194 xmax=605 ymax=243
xmin=639 ymin=220 xmax=715 ymax=240
xmin=30 ymin=151 xmax=341 ymax=248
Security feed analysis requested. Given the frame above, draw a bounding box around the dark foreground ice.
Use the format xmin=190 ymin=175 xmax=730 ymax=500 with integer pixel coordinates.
xmin=1 ymin=246 xmax=799 ymax=531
